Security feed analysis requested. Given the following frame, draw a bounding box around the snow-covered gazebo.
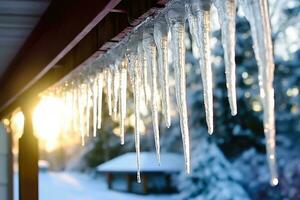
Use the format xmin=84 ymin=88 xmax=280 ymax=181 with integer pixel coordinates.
xmin=97 ymin=152 xmax=183 ymax=194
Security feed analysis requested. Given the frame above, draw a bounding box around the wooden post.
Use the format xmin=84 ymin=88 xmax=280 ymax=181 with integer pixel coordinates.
xmin=107 ymin=173 xmax=113 ymax=189
xmin=142 ymin=174 xmax=148 ymax=194
xmin=19 ymin=98 xmax=39 ymax=200
xmin=127 ymin=174 xmax=132 ymax=192
xmin=166 ymin=174 xmax=171 ymax=191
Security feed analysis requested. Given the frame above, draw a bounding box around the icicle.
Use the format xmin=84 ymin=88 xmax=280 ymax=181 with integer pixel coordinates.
xmin=190 ymin=0 xmax=214 ymax=134
xmin=185 ymin=2 xmax=198 ymax=47
xmin=214 ymin=0 xmax=237 ymax=116
xmin=112 ymin=66 xmax=120 ymax=120
xmin=119 ymin=59 xmax=128 ymax=145
xmin=138 ymin=42 xmax=150 ymax=107
xmin=92 ymin=77 xmax=98 ymax=137
xmin=79 ymin=83 xmax=87 ymax=146
xmin=72 ymin=83 xmax=78 ymax=132
xmin=166 ymin=1 xmax=190 ymax=173
xmin=143 ymin=30 xmax=161 ymax=164
xmin=240 ymin=0 xmax=278 ymax=186
xmin=85 ymin=81 xmax=91 ymax=137
xmin=154 ymin=17 xmax=171 ymax=128
xmin=62 ymin=88 xmax=69 ymax=133
xmin=105 ymin=69 xmax=112 ymax=116
xmin=97 ymin=73 xmax=103 ymax=129
xmin=129 ymin=54 xmax=142 ymax=183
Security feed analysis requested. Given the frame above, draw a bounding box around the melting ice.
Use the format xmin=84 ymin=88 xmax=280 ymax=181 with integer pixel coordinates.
xmin=43 ymin=0 xmax=277 ymax=185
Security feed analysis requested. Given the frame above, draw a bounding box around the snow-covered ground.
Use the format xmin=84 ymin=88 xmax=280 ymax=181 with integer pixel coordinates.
xmin=14 ymin=172 xmax=176 ymax=200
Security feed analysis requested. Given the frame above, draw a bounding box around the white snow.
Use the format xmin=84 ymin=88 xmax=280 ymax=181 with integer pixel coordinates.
xmin=97 ymin=152 xmax=184 ymax=173
xmin=14 ymin=172 xmax=175 ymax=200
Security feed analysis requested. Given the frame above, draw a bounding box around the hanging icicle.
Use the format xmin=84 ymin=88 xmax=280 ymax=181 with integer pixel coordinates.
xmin=79 ymin=83 xmax=87 ymax=146
xmin=72 ymin=82 xmax=79 ymax=132
xmin=166 ymin=0 xmax=191 ymax=174
xmin=240 ymin=0 xmax=278 ymax=186
xmin=154 ymin=16 xmax=171 ymax=128
xmin=137 ymin=41 xmax=150 ymax=107
xmin=119 ymin=58 xmax=128 ymax=145
xmin=97 ymin=72 xmax=103 ymax=130
xmin=92 ymin=77 xmax=98 ymax=137
xmin=85 ymin=81 xmax=92 ymax=137
xmin=112 ymin=65 xmax=120 ymax=120
xmin=143 ymin=28 xmax=161 ymax=164
xmin=105 ymin=69 xmax=112 ymax=116
xmin=128 ymin=53 xmax=142 ymax=183
xmin=187 ymin=0 xmax=214 ymax=134
xmin=214 ymin=0 xmax=237 ymax=116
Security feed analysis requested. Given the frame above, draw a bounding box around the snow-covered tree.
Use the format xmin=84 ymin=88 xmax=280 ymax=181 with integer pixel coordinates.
xmin=177 ymin=137 xmax=249 ymax=200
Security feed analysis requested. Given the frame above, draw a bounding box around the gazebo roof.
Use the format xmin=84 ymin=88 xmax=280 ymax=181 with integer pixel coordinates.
xmin=97 ymin=152 xmax=184 ymax=173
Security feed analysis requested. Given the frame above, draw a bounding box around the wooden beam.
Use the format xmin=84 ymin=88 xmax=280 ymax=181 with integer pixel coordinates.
xmin=0 ymin=0 xmax=122 ymax=114
xmin=0 ymin=0 xmax=166 ymax=117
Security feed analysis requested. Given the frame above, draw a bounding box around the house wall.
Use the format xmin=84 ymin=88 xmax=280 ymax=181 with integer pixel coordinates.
xmin=0 ymin=123 xmax=9 ymax=200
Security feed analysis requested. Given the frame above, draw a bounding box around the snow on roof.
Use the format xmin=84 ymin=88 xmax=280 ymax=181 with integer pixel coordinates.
xmin=97 ymin=152 xmax=184 ymax=173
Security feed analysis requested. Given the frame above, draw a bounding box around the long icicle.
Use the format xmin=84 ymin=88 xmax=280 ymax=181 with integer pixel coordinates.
xmin=129 ymin=54 xmax=142 ymax=183
xmin=97 ymin=72 xmax=103 ymax=129
xmin=214 ymin=0 xmax=237 ymax=116
xmin=197 ymin=0 xmax=214 ymax=134
xmin=240 ymin=0 xmax=278 ymax=186
xmin=185 ymin=2 xmax=198 ymax=48
xmin=187 ymin=0 xmax=214 ymax=134
xmin=143 ymin=30 xmax=161 ymax=164
xmin=119 ymin=59 xmax=128 ymax=145
xmin=79 ymin=84 xmax=85 ymax=146
xmin=154 ymin=18 xmax=171 ymax=128
xmin=106 ymin=69 xmax=112 ymax=116
xmin=92 ymin=78 xmax=98 ymax=137
xmin=112 ymin=66 xmax=120 ymax=120
xmin=72 ymin=83 xmax=78 ymax=132
xmin=166 ymin=1 xmax=190 ymax=174
xmin=138 ymin=42 xmax=150 ymax=107
xmin=85 ymin=82 xmax=91 ymax=137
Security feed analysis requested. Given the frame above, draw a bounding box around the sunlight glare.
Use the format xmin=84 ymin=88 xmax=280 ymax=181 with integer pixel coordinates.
xmin=10 ymin=110 xmax=24 ymax=139
xmin=33 ymin=96 xmax=64 ymax=152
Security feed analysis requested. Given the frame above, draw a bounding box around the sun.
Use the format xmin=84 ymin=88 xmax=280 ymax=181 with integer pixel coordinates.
xmin=33 ymin=96 xmax=64 ymax=152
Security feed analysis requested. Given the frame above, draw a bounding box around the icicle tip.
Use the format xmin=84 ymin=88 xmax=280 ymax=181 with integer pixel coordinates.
xmin=208 ymin=127 xmax=213 ymax=135
xmin=231 ymin=110 xmax=237 ymax=116
xmin=271 ymin=178 xmax=279 ymax=186
xmin=120 ymin=139 xmax=125 ymax=145
xmin=137 ymin=173 xmax=141 ymax=183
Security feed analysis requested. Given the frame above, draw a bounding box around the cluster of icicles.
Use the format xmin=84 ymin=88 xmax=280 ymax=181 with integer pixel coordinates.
xmin=44 ymin=0 xmax=278 ymax=185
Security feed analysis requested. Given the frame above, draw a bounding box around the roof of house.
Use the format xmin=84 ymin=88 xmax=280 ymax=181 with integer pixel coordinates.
xmin=0 ymin=0 xmax=165 ymax=117
xmin=97 ymin=152 xmax=184 ymax=173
